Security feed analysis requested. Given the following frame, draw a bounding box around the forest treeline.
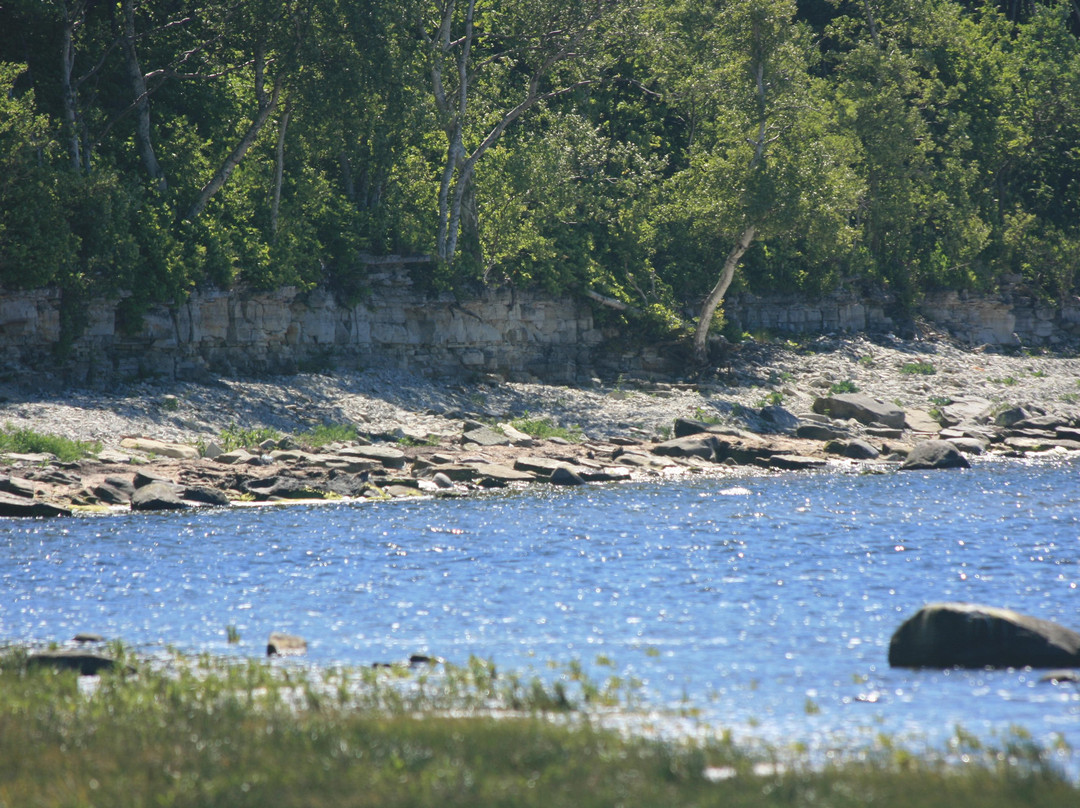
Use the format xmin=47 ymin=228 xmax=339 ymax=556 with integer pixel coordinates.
xmin=2 ymin=1 xmax=1079 ymax=354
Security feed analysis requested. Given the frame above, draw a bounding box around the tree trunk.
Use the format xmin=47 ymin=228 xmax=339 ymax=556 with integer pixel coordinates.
xmin=270 ymin=97 xmax=291 ymax=236
xmin=185 ymin=45 xmax=280 ymax=222
xmin=60 ymin=6 xmax=82 ymax=172
xmin=122 ymin=0 xmax=166 ymax=190
xmin=692 ymin=225 xmax=757 ymax=364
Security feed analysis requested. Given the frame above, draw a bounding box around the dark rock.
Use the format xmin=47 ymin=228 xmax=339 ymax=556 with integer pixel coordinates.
xmin=550 ymin=466 xmax=586 ymax=486
xmin=994 ymin=406 xmax=1033 ymax=427
xmin=28 ymin=650 xmax=119 ymax=675
xmin=757 ymin=405 xmax=800 ymax=434
xmin=1014 ymin=414 xmax=1067 ymax=430
xmin=768 ymin=454 xmax=827 ymax=471
xmin=0 ymin=476 xmax=37 ymax=498
xmin=1040 ymin=669 xmax=1080 ymax=684
xmin=673 ymin=417 xmax=718 ymax=438
xmin=947 ymin=437 xmax=987 ymax=455
xmin=130 ymin=481 xmax=189 ymax=511
xmin=432 ymin=472 xmax=455 ymax=489
xmin=73 ymin=633 xmax=105 ymax=643
xmin=795 ymin=423 xmax=848 ymax=441
xmin=889 ymin=602 xmax=1080 ymax=669
xmin=266 ymin=632 xmax=307 ymax=657
xmin=92 ymin=476 xmax=136 ymax=504
xmin=182 ymin=485 xmax=231 ymax=506
xmin=824 ymin=438 xmax=880 ymax=460
xmin=651 ymin=435 xmax=717 ymax=461
xmin=812 ymin=393 xmax=905 ymax=429
xmin=0 ymin=492 xmax=72 ymax=518
xmin=133 ymin=470 xmax=172 ymax=488
xmin=244 ymin=476 xmax=327 ymax=501
xmin=460 ymin=426 xmax=510 ymax=448
xmin=900 ymin=440 xmax=970 ymax=470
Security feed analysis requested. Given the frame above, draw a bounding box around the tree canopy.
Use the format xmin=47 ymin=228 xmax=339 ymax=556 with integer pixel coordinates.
xmin=2 ymin=0 xmax=1079 ymax=353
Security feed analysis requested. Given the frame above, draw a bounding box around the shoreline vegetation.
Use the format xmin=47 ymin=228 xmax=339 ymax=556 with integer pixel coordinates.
xmin=2 ymin=643 xmax=1077 ymax=807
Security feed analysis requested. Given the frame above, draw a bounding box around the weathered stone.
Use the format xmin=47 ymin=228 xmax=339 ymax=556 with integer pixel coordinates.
xmin=119 ymin=437 xmax=199 ymax=460
xmin=994 ymin=406 xmax=1033 ymax=427
xmin=757 ymin=405 xmax=800 ymax=434
xmin=346 ymin=444 xmax=408 ymax=469
xmin=904 ymin=409 xmax=943 ymax=434
xmin=1005 ymin=436 xmax=1080 ymax=452
xmin=497 ymin=422 xmax=538 ymax=446
xmin=1014 ymin=414 xmax=1067 ymax=430
xmin=946 ymin=437 xmax=987 ymax=455
xmin=0 ymin=492 xmax=71 ymax=517
xmin=578 ymin=466 xmax=633 ymax=482
xmin=768 ymin=454 xmax=827 ymax=471
xmin=28 ymin=650 xmax=119 ymax=675
xmin=266 ymin=632 xmax=307 ymax=657
xmin=812 ymin=393 xmax=905 ymax=429
xmin=795 ymin=423 xmax=848 ymax=441
xmin=215 ymin=449 xmax=260 ymax=465
xmin=183 ymin=485 xmax=231 ymax=506
xmin=0 ymin=476 xmax=37 ymax=498
xmin=514 ymin=456 xmax=566 ymax=475
xmin=202 ymin=441 xmax=225 ymax=459
xmin=651 ymin=435 xmax=717 ymax=461
xmin=460 ymin=426 xmax=511 ymax=447
xmin=900 ymin=440 xmax=970 ymax=470
xmin=941 ymin=397 xmax=993 ymax=427
xmin=73 ymin=633 xmax=105 ymax=643
xmin=130 ymin=481 xmax=189 ymax=511
xmin=550 ymin=466 xmax=586 ymax=486
xmin=432 ymin=472 xmax=455 ymax=489
xmin=824 ymin=438 xmax=880 ymax=460
xmin=673 ymin=417 xmax=719 ymax=438
xmin=91 ymin=481 xmax=133 ymax=505
xmin=889 ymin=602 xmax=1080 ymax=669
xmin=476 ymin=464 xmax=537 ymax=484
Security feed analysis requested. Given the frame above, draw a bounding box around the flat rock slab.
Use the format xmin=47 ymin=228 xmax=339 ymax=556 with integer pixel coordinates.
xmin=347 ymin=445 xmax=408 ymax=469
xmin=768 ymin=454 xmax=827 ymax=471
xmin=460 ymin=426 xmax=511 ymax=447
xmin=0 ymin=476 xmax=37 ymax=498
xmin=889 ymin=602 xmax=1080 ymax=669
xmin=28 ymin=650 xmax=120 ymax=676
xmin=904 ymin=409 xmax=942 ymax=434
xmin=0 ymin=492 xmax=72 ymax=518
xmin=119 ymin=437 xmax=199 ymax=460
xmin=812 ymin=393 xmax=905 ymax=429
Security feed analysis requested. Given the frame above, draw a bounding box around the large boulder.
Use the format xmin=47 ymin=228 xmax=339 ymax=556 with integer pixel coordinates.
xmin=889 ymin=602 xmax=1080 ymax=669
xmin=0 ymin=492 xmax=71 ymax=518
xmin=651 ymin=435 xmax=717 ymax=461
xmin=130 ymin=481 xmax=189 ymax=511
xmin=900 ymin=439 xmax=970 ymax=470
xmin=812 ymin=393 xmax=905 ymax=429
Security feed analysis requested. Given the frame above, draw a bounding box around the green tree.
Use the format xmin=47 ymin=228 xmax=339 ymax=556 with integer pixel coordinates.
xmin=654 ymin=0 xmax=861 ymax=362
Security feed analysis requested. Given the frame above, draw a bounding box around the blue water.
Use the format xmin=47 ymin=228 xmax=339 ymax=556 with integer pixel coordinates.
xmin=4 ymin=456 xmax=1080 ymax=763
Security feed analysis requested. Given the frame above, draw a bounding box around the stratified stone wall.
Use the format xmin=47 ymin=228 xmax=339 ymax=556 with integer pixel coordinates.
xmin=3 ymin=267 xmax=1080 ymax=389
xmin=0 ymin=266 xmax=602 ymax=387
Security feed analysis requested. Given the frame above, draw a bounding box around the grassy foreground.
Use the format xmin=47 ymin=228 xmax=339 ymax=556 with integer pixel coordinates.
xmin=0 ymin=648 xmax=1075 ymax=808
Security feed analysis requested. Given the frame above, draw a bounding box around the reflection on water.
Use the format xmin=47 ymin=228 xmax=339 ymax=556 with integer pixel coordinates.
xmin=3 ymin=456 xmax=1080 ymax=758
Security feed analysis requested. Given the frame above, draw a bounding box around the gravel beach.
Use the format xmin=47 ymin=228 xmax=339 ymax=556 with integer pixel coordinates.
xmin=2 ymin=334 xmax=1079 ymax=450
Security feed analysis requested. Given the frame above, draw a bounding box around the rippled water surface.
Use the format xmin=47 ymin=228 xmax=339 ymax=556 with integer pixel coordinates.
xmin=4 ymin=458 xmax=1080 ymax=758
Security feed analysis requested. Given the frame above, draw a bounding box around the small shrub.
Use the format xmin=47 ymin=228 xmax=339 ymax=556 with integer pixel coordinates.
xmin=755 ymin=391 xmax=784 ymax=407
xmin=989 ymin=376 xmax=1018 ymax=386
xmin=830 ymin=380 xmax=859 ymax=394
xmin=857 ymin=355 xmax=874 ymax=367
xmin=226 ymin=625 xmax=240 ymax=644
xmin=299 ymin=423 xmax=360 ymax=448
xmin=218 ymin=423 xmax=282 ymax=452
xmin=510 ymin=415 xmax=582 ymax=442
xmin=900 ymin=361 xmax=936 ymax=375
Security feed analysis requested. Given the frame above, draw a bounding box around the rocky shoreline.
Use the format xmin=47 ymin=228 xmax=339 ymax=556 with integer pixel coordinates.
xmin=2 ymin=333 xmax=1080 ymax=518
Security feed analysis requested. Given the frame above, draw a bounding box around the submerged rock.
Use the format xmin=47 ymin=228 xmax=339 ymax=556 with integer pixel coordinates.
xmin=889 ymin=602 xmax=1080 ymax=669
xmin=266 ymin=632 xmax=307 ymax=657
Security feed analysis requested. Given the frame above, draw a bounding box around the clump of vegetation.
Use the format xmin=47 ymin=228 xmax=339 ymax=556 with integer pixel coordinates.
xmin=755 ymin=391 xmax=785 ymax=407
xmin=298 ymin=423 xmax=361 ymax=448
xmin=510 ymin=415 xmax=582 ymax=442
xmin=692 ymin=407 xmax=724 ymax=425
xmin=900 ymin=361 xmax=937 ymax=375
xmin=218 ymin=424 xmax=282 ymax=452
xmin=990 ymin=375 xmax=1019 ymax=386
xmin=0 ymin=424 xmax=101 ymax=462
xmin=857 ymin=355 xmax=875 ymax=367
xmin=830 ymin=380 xmax=859 ymax=394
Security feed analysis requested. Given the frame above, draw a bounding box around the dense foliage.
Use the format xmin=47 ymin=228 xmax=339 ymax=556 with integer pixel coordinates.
xmin=2 ymin=0 xmax=1079 ymax=338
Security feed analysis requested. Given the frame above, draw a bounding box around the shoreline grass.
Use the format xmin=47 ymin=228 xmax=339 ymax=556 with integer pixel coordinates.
xmin=1 ymin=647 xmax=1075 ymax=807
xmin=0 ymin=423 xmax=101 ymax=462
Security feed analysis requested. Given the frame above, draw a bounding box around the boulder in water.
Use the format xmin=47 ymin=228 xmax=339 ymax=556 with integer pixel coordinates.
xmin=889 ymin=602 xmax=1080 ymax=669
